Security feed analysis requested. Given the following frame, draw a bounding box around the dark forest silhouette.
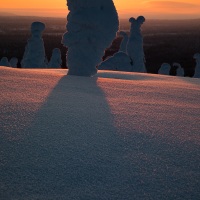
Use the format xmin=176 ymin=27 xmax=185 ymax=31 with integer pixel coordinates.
xmin=0 ymin=16 xmax=200 ymax=76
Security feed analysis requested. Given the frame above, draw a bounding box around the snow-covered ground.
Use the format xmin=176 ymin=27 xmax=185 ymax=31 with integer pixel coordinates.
xmin=0 ymin=66 xmax=200 ymax=200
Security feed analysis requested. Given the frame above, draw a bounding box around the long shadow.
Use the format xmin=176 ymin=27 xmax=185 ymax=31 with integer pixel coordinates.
xmin=1 ymin=75 xmax=200 ymax=200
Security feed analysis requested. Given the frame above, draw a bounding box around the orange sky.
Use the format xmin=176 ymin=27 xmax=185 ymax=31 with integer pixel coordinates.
xmin=0 ymin=0 xmax=200 ymax=19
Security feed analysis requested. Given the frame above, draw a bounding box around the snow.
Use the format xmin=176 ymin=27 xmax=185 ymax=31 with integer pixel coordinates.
xmin=62 ymin=0 xmax=119 ymax=76
xmin=0 ymin=66 xmax=200 ymax=200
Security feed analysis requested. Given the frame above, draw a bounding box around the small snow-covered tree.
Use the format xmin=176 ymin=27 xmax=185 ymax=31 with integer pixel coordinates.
xmin=127 ymin=16 xmax=146 ymax=72
xmin=193 ymin=53 xmax=200 ymax=78
xmin=48 ymin=48 xmax=62 ymax=68
xmin=0 ymin=57 xmax=10 ymax=67
xmin=21 ymin=22 xmax=46 ymax=68
xmin=62 ymin=0 xmax=119 ymax=76
xmin=10 ymin=57 xmax=18 ymax=68
xmin=173 ymin=62 xmax=184 ymax=76
xmin=159 ymin=63 xmax=171 ymax=75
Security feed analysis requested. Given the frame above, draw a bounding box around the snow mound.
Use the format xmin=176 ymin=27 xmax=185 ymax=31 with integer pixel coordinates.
xmin=98 ymin=52 xmax=132 ymax=72
xmin=0 ymin=66 xmax=200 ymax=200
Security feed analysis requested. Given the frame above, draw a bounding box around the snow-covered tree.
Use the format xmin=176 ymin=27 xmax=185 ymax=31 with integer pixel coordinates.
xmin=98 ymin=52 xmax=132 ymax=71
xmin=48 ymin=48 xmax=62 ymax=68
xmin=62 ymin=0 xmax=119 ymax=76
xmin=173 ymin=62 xmax=184 ymax=76
xmin=127 ymin=16 xmax=146 ymax=72
xmin=21 ymin=22 xmax=46 ymax=68
xmin=0 ymin=57 xmax=10 ymax=67
xmin=119 ymin=31 xmax=128 ymax=53
xmin=10 ymin=57 xmax=18 ymax=68
xmin=193 ymin=53 xmax=200 ymax=78
xmin=159 ymin=63 xmax=171 ymax=75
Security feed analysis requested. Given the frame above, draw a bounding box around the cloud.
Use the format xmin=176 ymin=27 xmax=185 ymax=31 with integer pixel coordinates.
xmin=143 ymin=1 xmax=200 ymax=9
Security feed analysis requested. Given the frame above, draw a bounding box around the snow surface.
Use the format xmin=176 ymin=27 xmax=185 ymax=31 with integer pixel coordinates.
xmin=0 ymin=66 xmax=200 ymax=200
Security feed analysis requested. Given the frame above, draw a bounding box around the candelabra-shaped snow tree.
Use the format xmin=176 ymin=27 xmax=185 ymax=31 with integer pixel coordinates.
xmin=127 ymin=16 xmax=146 ymax=72
xmin=62 ymin=0 xmax=119 ymax=76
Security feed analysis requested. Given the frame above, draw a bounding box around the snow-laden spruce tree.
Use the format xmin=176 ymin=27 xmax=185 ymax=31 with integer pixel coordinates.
xmin=48 ymin=48 xmax=62 ymax=68
xmin=193 ymin=53 xmax=200 ymax=78
xmin=10 ymin=57 xmax=18 ymax=68
xmin=0 ymin=57 xmax=10 ymax=67
xmin=98 ymin=31 xmax=132 ymax=71
xmin=62 ymin=0 xmax=119 ymax=76
xmin=159 ymin=63 xmax=171 ymax=75
xmin=119 ymin=31 xmax=128 ymax=53
xmin=173 ymin=62 xmax=184 ymax=76
xmin=21 ymin=22 xmax=46 ymax=68
xmin=127 ymin=16 xmax=146 ymax=72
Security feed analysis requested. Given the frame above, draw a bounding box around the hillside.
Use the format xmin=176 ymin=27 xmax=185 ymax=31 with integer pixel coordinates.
xmin=0 ymin=67 xmax=200 ymax=199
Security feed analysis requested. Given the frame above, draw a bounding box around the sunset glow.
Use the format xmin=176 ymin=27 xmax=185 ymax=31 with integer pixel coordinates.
xmin=0 ymin=0 xmax=200 ymax=19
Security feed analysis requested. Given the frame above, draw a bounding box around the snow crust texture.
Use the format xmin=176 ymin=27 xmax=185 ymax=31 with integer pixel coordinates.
xmin=62 ymin=0 xmax=119 ymax=76
xmin=0 ymin=67 xmax=200 ymax=200
xmin=21 ymin=22 xmax=47 ymax=68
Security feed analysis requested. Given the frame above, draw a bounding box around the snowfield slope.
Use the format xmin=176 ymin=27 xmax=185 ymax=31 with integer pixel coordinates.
xmin=0 ymin=66 xmax=200 ymax=200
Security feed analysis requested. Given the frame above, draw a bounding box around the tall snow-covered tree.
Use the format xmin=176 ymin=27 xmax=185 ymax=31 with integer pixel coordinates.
xmin=21 ymin=22 xmax=46 ymax=68
xmin=62 ymin=0 xmax=119 ymax=76
xmin=127 ymin=16 xmax=146 ymax=72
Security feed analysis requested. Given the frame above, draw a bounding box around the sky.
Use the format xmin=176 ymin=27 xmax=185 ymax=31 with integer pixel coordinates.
xmin=0 ymin=0 xmax=200 ymax=19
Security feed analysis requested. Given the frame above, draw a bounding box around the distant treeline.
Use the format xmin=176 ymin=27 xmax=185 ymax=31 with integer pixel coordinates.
xmin=0 ymin=16 xmax=200 ymax=76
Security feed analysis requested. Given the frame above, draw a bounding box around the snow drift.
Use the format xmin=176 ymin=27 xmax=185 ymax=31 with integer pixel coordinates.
xmin=0 ymin=66 xmax=200 ymax=200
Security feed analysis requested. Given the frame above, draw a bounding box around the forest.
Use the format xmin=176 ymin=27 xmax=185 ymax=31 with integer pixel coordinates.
xmin=0 ymin=16 xmax=200 ymax=76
